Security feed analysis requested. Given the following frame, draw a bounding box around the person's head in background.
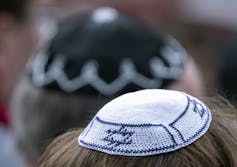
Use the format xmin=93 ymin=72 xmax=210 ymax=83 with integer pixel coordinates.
xmin=40 ymin=89 xmax=237 ymax=167
xmin=0 ymin=0 xmax=39 ymax=103
xmin=0 ymin=0 xmax=39 ymax=126
xmin=218 ymin=36 xmax=237 ymax=107
xmin=11 ymin=7 xmax=204 ymax=166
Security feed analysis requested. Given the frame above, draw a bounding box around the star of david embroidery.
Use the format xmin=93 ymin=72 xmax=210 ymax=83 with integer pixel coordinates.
xmin=191 ymin=99 xmax=206 ymax=118
xmin=103 ymin=125 xmax=134 ymax=147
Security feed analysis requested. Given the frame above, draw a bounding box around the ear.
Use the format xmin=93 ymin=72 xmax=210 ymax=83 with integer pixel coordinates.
xmin=167 ymin=58 xmax=205 ymax=97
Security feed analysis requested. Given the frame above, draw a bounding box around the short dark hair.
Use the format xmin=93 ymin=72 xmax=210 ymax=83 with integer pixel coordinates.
xmin=0 ymin=0 xmax=30 ymax=20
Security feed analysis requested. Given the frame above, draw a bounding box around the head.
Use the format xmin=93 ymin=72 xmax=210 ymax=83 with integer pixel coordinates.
xmin=11 ymin=7 xmax=204 ymax=166
xmin=218 ymin=38 xmax=237 ymax=106
xmin=0 ymin=0 xmax=38 ymax=103
xmin=40 ymin=89 xmax=237 ymax=167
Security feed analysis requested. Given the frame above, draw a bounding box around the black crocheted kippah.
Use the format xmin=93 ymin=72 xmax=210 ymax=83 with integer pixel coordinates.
xmin=29 ymin=7 xmax=187 ymax=96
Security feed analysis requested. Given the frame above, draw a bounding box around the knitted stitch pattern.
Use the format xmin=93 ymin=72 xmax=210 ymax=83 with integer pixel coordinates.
xmin=78 ymin=89 xmax=212 ymax=156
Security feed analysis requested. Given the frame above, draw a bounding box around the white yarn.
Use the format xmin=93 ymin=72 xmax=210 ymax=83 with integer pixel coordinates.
xmin=30 ymin=35 xmax=186 ymax=95
xmin=29 ymin=6 xmax=188 ymax=95
xmin=91 ymin=7 xmax=119 ymax=24
xmin=78 ymin=89 xmax=212 ymax=156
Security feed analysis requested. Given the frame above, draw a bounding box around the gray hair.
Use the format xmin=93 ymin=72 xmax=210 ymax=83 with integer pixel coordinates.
xmin=11 ymin=76 xmax=110 ymax=164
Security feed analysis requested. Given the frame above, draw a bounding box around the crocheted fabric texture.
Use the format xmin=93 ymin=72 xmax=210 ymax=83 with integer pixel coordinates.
xmin=78 ymin=89 xmax=212 ymax=156
xmin=29 ymin=7 xmax=187 ymax=96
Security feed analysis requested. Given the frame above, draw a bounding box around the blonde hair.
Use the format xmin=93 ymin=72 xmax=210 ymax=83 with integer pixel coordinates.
xmin=40 ymin=98 xmax=237 ymax=167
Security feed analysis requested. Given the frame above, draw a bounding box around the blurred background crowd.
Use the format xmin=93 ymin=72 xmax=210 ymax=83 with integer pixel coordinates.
xmin=0 ymin=0 xmax=237 ymax=166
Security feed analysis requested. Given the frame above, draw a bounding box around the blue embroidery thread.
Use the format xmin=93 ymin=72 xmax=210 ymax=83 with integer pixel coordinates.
xmin=80 ymin=112 xmax=210 ymax=154
xmin=80 ymin=95 xmax=211 ymax=154
xmin=103 ymin=125 xmax=134 ymax=147
xmin=190 ymin=99 xmax=206 ymax=118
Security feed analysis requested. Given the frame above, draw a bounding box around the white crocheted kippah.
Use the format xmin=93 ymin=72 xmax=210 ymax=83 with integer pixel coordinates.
xmin=78 ymin=89 xmax=212 ymax=156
